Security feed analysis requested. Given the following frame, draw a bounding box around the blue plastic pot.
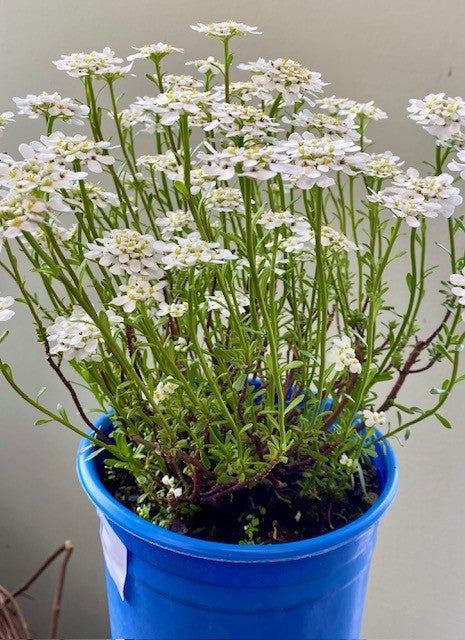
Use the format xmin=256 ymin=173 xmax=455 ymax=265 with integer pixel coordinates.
xmin=77 ymin=414 xmax=398 ymax=640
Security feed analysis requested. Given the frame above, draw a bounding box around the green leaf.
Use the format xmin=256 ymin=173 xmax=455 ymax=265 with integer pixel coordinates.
xmin=284 ymin=394 xmax=305 ymax=416
xmin=35 ymin=418 xmax=52 ymax=426
xmin=173 ymin=181 xmax=189 ymax=199
xmin=232 ymin=373 xmax=247 ymax=391
xmin=430 ymin=387 xmax=447 ymax=395
xmin=406 ymin=272 xmax=415 ymax=294
xmin=281 ymin=360 xmax=304 ymax=372
xmin=435 ymin=413 xmax=452 ymax=429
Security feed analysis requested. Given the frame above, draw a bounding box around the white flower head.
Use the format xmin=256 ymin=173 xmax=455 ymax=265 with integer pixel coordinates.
xmin=362 ymin=409 xmax=386 ymax=428
xmin=354 ymin=151 xmax=404 ymax=179
xmin=0 ymin=152 xmax=86 ymax=193
xmin=450 ymin=268 xmax=465 ymax=321
xmin=206 ymin=291 xmax=248 ymax=320
xmin=275 ymin=132 xmax=363 ymax=189
xmin=238 ymin=58 xmax=326 ymax=105
xmin=154 ymin=380 xmax=179 ymax=405
xmin=161 ymin=474 xmax=183 ymax=499
xmin=328 ymin=335 xmax=362 ymax=374
xmin=339 ymin=453 xmax=354 ymax=467
xmin=368 ymin=188 xmax=442 ymax=227
xmin=161 ymin=232 xmax=237 ymax=269
xmin=186 ymin=57 xmax=224 ymax=75
xmin=408 ymin=93 xmax=465 ymax=141
xmin=13 ymin=93 xmax=89 ymax=125
xmin=0 ymin=296 xmax=15 ymax=322
xmin=85 ymin=228 xmax=165 ymax=277
xmin=155 ymin=209 xmax=194 ymax=239
xmin=0 ymin=112 xmax=14 ymax=136
xmin=53 ymin=47 xmax=132 ymax=79
xmin=111 ymin=277 xmax=166 ymax=313
xmin=127 ymin=43 xmax=183 ymax=62
xmin=203 ymin=187 xmax=244 ymax=213
xmin=390 ymin=168 xmax=462 ymax=218
xmin=23 ymin=132 xmax=115 ymax=173
xmin=0 ymin=192 xmax=69 ymax=239
xmin=156 ymin=301 xmax=188 ymax=318
xmin=190 ymin=21 xmax=261 ymax=39
xmin=46 ymin=307 xmax=121 ymax=362
xmin=257 ymin=209 xmax=295 ymax=230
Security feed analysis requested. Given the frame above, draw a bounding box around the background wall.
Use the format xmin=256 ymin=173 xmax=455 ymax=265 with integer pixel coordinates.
xmin=1 ymin=1 xmax=464 ymax=637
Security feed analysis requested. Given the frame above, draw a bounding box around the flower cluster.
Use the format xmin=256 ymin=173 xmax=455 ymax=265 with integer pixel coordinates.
xmin=0 ymin=296 xmax=15 ymax=322
xmin=13 ymin=93 xmax=89 ymax=125
xmin=53 ymin=47 xmax=132 ymax=79
xmin=85 ymin=229 xmax=165 ymax=277
xmin=407 ymin=93 xmax=465 ymax=143
xmin=23 ymin=132 xmax=115 ymax=173
xmin=46 ymin=307 xmax=121 ymax=362
xmin=238 ymin=58 xmax=326 ymax=105
xmin=328 ymin=336 xmax=362 ymax=374
xmin=111 ymin=277 xmax=166 ymax=313
xmin=0 ymin=111 xmax=14 ymax=136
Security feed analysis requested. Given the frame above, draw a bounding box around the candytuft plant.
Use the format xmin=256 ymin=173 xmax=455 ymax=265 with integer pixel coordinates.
xmin=1 ymin=20 xmax=465 ymax=547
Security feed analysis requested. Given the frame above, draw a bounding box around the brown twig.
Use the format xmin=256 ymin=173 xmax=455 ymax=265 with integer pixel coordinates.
xmin=43 ymin=340 xmax=112 ymax=445
xmin=49 ymin=541 xmax=74 ymax=639
xmin=200 ymin=461 xmax=276 ymax=502
xmin=378 ymin=309 xmax=451 ymax=412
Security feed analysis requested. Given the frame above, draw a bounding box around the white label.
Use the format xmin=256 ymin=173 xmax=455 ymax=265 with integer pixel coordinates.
xmin=97 ymin=510 xmax=127 ymax=600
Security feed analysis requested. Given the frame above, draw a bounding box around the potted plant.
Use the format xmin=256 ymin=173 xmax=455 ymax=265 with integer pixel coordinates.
xmin=1 ymin=19 xmax=464 ymax=640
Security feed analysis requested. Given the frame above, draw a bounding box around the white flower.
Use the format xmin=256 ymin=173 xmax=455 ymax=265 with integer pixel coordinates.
xmin=0 ymin=296 xmax=15 ymax=322
xmin=0 ymin=192 xmax=69 ymax=239
xmin=238 ymin=58 xmax=326 ymax=105
xmin=368 ymin=189 xmax=442 ymax=227
xmin=328 ymin=335 xmax=362 ymax=374
xmin=204 ymin=102 xmax=281 ymax=140
xmin=46 ymin=307 xmax=121 ymax=362
xmin=257 ymin=209 xmax=295 ymax=229
xmin=390 ymin=168 xmax=462 ymax=218
xmin=32 ymin=222 xmax=76 ymax=247
xmin=136 ymin=152 xmax=180 ymax=179
xmin=0 ymin=153 xmax=86 ymax=193
xmin=173 ymin=336 xmax=188 ymax=352
xmin=53 ymin=47 xmax=132 ymax=79
xmin=155 ymin=209 xmax=194 ymax=239
xmin=85 ymin=229 xmax=165 ymax=277
xmin=137 ymin=89 xmax=212 ymax=126
xmin=186 ymin=57 xmax=224 ymax=75
xmin=0 ymin=112 xmax=14 ymax=136
xmin=13 ymin=93 xmax=89 ymax=125
xmin=156 ymin=301 xmax=188 ymax=318
xmin=154 ymin=380 xmax=179 ymax=405
xmin=450 ymin=269 xmax=465 ymax=321
xmin=161 ymin=231 xmax=236 ymax=269
xmin=199 ymin=143 xmax=285 ymax=182
xmin=206 ymin=291 xmax=248 ymax=319
xmin=354 ymin=151 xmax=404 ymax=179
xmin=285 ymin=110 xmax=359 ymax=141
xmin=407 ymin=93 xmax=465 ymax=141
xmin=22 ymin=132 xmax=115 ymax=173
xmin=275 ymin=132 xmax=363 ymax=189
xmin=162 ymin=74 xmax=202 ymax=90
xmin=190 ymin=21 xmax=261 ymax=39
xmin=67 ymin=183 xmax=119 ymax=209
xmin=339 ymin=453 xmax=354 ymax=467
xmin=118 ymin=105 xmax=156 ymax=132
xmin=279 ymin=219 xmax=357 ymax=255
xmin=111 ymin=277 xmax=166 ymax=313
xmin=203 ymin=187 xmax=244 ymax=213
xmin=127 ymin=43 xmax=183 ymax=62
xmin=340 ymin=100 xmax=387 ymax=121
xmin=448 ymin=149 xmax=465 ymax=181
xmin=161 ymin=474 xmax=183 ymax=498
xmin=316 ymin=96 xmax=354 ymax=116
xmin=317 ymin=96 xmax=387 ymax=121
xmin=362 ymin=409 xmax=386 ymax=428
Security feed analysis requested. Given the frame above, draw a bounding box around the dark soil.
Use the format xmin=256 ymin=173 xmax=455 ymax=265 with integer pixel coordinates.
xmin=104 ymin=465 xmax=380 ymax=545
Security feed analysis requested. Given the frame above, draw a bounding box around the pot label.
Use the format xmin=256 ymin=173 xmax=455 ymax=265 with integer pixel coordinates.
xmin=97 ymin=510 xmax=127 ymax=600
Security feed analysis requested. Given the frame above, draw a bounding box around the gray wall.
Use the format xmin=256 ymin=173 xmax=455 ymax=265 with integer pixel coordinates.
xmin=1 ymin=0 xmax=465 ymax=637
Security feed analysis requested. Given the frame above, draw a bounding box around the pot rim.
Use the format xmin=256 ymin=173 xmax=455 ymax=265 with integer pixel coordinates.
xmin=76 ymin=413 xmax=399 ymax=563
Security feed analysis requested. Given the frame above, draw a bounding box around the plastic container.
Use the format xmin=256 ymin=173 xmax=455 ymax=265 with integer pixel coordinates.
xmin=76 ymin=414 xmax=398 ymax=640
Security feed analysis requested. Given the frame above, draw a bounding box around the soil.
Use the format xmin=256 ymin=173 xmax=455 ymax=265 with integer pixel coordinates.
xmin=104 ymin=465 xmax=380 ymax=545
